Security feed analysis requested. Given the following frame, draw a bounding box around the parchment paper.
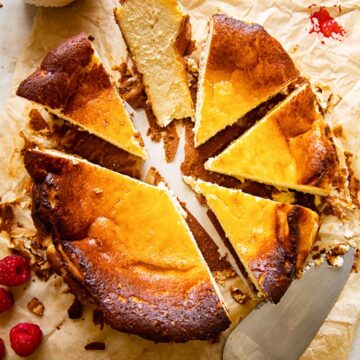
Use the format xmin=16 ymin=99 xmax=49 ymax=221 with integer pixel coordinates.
xmin=0 ymin=0 xmax=359 ymax=359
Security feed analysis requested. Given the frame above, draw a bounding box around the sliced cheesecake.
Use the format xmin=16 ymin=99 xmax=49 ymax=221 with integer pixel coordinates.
xmin=194 ymin=14 xmax=300 ymax=146
xmin=205 ymin=83 xmax=337 ymax=195
xmin=185 ymin=177 xmax=319 ymax=304
xmin=17 ymin=33 xmax=147 ymax=159
xmin=115 ymin=0 xmax=194 ymax=127
xmin=24 ymin=149 xmax=230 ymax=342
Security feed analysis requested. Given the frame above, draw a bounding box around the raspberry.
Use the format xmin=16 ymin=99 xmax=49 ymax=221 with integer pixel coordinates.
xmin=9 ymin=323 xmax=43 ymax=357
xmin=0 ymin=338 xmax=5 ymax=359
xmin=0 ymin=256 xmax=31 ymax=287
xmin=0 ymin=288 xmax=14 ymax=313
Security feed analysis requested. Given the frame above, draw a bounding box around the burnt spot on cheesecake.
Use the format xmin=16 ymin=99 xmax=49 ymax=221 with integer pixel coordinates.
xmin=207 ymin=14 xmax=299 ymax=88
xmin=17 ymin=33 xmax=94 ymax=109
xmin=243 ymin=206 xmax=299 ymax=304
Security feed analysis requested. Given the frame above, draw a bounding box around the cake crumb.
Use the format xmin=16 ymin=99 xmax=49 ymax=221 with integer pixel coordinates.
xmin=163 ymin=122 xmax=180 ymax=162
xmin=325 ymin=245 xmax=349 ymax=267
xmin=67 ymin=297 xmax=83 ymax=319
xmin=93 ymin=309 xmax=105 ymax=330
xmin=352 ymin=248 xmax=360 ymax=273
xmin=53 ymin=277 xmax=62 ymax=289
xmin=333 ymin=124 xmax=343 ymax=138
xmin=27 ymin=297 xmax=44 ymax=316
xmin=291 ymin=44 xmax=299 ymax=53
xmin=213 ymin=268 xmax=236 ymax=286
xmin=115 ymin=62 xmax=146 ymax=109
xmin=85 ymin=342 xmax=106 ymax=351
xmin=344 ymin=152 xmax=360 ymax=208
xmin=28 ymin=109 xmax=49 ymax=132
xmin=230 ymin=287 xmax=251 ymax=305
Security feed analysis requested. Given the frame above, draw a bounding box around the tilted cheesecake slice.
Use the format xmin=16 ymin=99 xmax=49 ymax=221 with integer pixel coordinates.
xmin=194 ymin=14 xmax=300 ymax=147
xmin=115 ymin=0 xmax=194 ymax=127
xmin=17 ymin=33 xmax=147 ymax=159
xmin=185 ymin=177 xmax=319 ymax=304
xmin=24 ymin=149 xmax=230 ymax=342
xmin=205 ymin=83 xmax=337 ymax=195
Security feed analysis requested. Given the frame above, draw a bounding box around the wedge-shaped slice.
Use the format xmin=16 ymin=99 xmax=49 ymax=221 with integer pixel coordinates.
xmin=185 ymin=177 xmax=319 ymax=304
xmin=194 ymin=14 xmax=300 ymax=146
xmin=24 ymin=149 xmax=230 ymax=342
xmin=205 ymin=83 xmax=337 ymax=195
xmin=115 ymin=0 xmax=194 ymax=127
xmin=17 ymin=33 xmax=147 ymax=159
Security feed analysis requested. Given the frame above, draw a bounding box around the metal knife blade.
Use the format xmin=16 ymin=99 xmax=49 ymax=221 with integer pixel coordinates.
xmin=223 ymin=248 xmax=355 ymax=360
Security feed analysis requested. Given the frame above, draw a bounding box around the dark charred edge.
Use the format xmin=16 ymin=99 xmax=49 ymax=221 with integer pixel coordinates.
xmin=58 ymin=239 xmax=230 ymax=343
xmin=301 ymin=123 xmax=338 ymax=188
xmin=25 ymin=151 xmax=91 ymax=241
xmin=46 ymin=244 xmax=93 ymax=303
xmin=257 ymin=205 xmax=299 ymax=304
xmin=209 ymin=13 xmax=300 ymax=77
xmin=17 ymin=32 xmax=94 ymax=109
xmin=67 ymin=297 xmax=84 ymax=319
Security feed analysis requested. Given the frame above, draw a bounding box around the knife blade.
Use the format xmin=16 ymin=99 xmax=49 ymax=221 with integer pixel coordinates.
xmin=223 ymin=248 xmax=355 ymax=360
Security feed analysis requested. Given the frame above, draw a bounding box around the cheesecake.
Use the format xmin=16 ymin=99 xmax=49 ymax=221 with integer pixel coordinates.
xmin=115 ymin=0 xmax=194 ymax=127
xmin=205 ymin=83 xmax=337 ymax=195
xmin=17 ymin=33 xmax=147 ymax=159
xmin=194 ymin=14 xmax=300 ymax=146
xmin=185 ymin=177 xmax=319 ymax=303
xmin=24 ymin=148 xmax=230 ymax=342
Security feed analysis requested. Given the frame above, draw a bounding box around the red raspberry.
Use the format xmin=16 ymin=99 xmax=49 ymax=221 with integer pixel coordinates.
xmin=9 ymin=323 xmax=43 ymax=357
xmin=0 ymin=256 xmax=31 ymax=287
xmin=0 ymin=338 xmax=5 ymax=359
xmin=0 ymin=288 xmax=14 ymax=313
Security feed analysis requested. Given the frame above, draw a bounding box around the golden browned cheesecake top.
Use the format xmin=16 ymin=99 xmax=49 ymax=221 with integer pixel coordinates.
xmin=24 ymin=149 xmax=230 ymax=342
xmin=194 ymin=13 xmax=300 ymax=146
xmin=186 ymin=178 xmax=319 ymax=304
xmin=205 ymin=83 xmax=337 ymax=195
xmin=17 ymin=32 xmax=147 ymax=159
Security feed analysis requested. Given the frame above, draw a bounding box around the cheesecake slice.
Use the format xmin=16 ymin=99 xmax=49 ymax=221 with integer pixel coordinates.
xmin=185 ymin=177 xmax=319 ymax=303
xmin=115 ymin=0 xmax=194 ymax=127
xmin=17 ymin=33 xmax=147 ymax=159
xmin=194 ymin=14 xmax=300 ymax=146
xmin=205 ymin=83 xmax=337 ymax=195
xmin=24 ymin=149 xmax=230 ymax=342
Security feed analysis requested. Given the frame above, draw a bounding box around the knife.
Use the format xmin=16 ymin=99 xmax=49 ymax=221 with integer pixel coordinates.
xmin=223 ymin=248 xmax=355 ymax=360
